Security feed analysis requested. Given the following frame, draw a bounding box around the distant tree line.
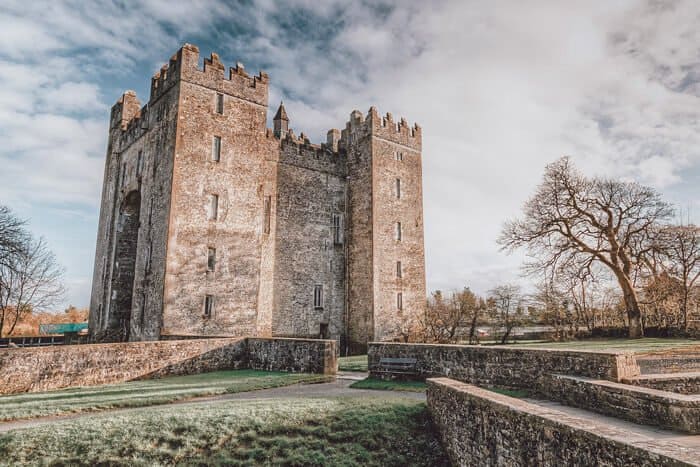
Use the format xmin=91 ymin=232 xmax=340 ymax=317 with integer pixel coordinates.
xmin=0 ymin=205 xmax=65 ymax=337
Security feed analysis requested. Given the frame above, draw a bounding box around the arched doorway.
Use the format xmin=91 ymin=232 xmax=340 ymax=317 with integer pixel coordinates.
xmin=108 ymin=190 xmax=141 ymax=341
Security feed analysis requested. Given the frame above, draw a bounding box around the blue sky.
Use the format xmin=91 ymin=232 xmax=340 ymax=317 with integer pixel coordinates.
xmin=1 ymin=0 xmax=699 ymax=310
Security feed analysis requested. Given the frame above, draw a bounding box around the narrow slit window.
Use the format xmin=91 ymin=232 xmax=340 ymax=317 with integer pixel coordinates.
xmin=395 ymin=151 xmax=403 ymax=161
xmin=395 ymin=222 xmax=402 ymax=241
xmin=332 ymin=214 xmax=343 ymax=245
xmin=137 ymin=150 xmax=144 ymax=176
xmin=207 ymin=247 xmax=216 ymax=272
xmin=397 ymin=292 xmax=403 ymax=310
xmin=216 ymin=93 xmax=224 ymax=114
xmin=396 ymin=178 xmax=401 ymax=199
xmin=120 ymin=162 xmax=127 ymax=187
xmin=212 ymin=136 xmax=221 ymax=162
xmin=314 ymin=285 xmax=323 ymax=309
xmin=263 ymin=196 xmax=271 ymax=234
xmin=208 ymin=194 xmax=219 ymax=220
xmin=204 ymin=295 xmax=214 ymax=318
xmin=396 ymin=261 xmax=402 ymax=279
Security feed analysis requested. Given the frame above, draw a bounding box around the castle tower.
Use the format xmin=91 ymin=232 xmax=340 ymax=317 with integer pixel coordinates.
xmin=343 ymin=108 xmax=426 ymax=354
xmin=273 ymin=102 xmax=289 ymax=138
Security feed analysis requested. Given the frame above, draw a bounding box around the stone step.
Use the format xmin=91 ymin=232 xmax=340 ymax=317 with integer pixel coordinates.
xmin=623 ymin=371 xmax=700 ymax=394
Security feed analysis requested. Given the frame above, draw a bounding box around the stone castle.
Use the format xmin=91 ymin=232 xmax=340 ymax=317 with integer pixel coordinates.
xmin=89 ymin=44 xmax=426 ymax=354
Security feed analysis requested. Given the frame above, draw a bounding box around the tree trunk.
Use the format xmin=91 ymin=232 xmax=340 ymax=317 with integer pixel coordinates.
xmin=618 ymin=277 xmax=643 ymax=338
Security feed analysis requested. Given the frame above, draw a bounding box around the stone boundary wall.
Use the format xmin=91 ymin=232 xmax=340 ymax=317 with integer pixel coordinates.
xmin=546 ymin=374 xmax=700 ymax=434
xmin=0 ymin=337 xmax=337 ymax=395
xmin=368 ymin=342 xmax=639 ymax=391
xmin=426 ymin=378 xmax=699 ymax=467
xmin=623 ymin=372 xmax=700 ymax=394
xmin=247 ymin=338 xmax=337 ymax=375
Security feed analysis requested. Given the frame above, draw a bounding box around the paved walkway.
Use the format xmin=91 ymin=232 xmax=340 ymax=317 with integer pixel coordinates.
xmin=0 ymin=373 xmax=424 ymax=433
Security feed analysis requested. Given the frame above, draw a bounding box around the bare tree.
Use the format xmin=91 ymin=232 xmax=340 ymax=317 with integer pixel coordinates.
xmin=424 ymin=288 xmax=485 ymax=344
xmin=651 ymin=225 xmax=700 ymax=330
xmin=0 ymin=205 xmax=27 ymax=271
xmin=499 ymin=157 xmax=673 ymax=338
xmin=0 ymin=237 xmax=65 ymax=337
xmin=488 ymin=284 xmax=525 ymax=344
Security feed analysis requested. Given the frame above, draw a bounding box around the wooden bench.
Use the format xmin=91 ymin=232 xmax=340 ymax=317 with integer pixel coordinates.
xmin=375 ymin=357 xmax=418 ymax=376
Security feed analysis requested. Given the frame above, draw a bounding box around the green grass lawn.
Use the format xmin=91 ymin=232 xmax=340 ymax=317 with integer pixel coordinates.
xmin=509 ymin=337 xmax=700 ymax=352
xmin=338 ymin=354 xmax=368 ymax=372
xmin=0 ymin=397 xmax=449 ymax=466
xmin=0 ymin=370 xmax=329 ymax=422
xmin=350 ymin=377 xmax=427 ymax=392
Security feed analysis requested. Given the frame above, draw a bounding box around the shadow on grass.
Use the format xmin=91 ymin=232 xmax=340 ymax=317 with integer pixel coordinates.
xmin=350 ymin=377 xmax=427 ymax=392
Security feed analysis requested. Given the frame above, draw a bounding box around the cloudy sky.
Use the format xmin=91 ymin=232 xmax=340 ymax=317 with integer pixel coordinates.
xmin=1 ymin=0 xmax=699 ymax=309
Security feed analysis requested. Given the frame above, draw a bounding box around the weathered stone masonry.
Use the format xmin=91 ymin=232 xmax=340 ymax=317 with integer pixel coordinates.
xmin=89 ymin=44 xmax=426 ymax=353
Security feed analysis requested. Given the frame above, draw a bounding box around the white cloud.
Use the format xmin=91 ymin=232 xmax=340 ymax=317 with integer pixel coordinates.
xmin=0 ymin=0 xmax=699 ymax=308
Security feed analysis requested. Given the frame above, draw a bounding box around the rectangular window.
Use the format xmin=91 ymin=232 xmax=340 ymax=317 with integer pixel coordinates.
xmin=137 ymin=150 xmax=143 ymax=176
xmin=204 ymin=295 xmax=214 ymax=318
xmin=395 ymin=151 xmax=403 ymax=161
xmin=313 ymin=285 xmax=323 ymax=309
xmin=332 ymin=214 xmax=343 ymax=245
xmin=120 ymin=162 xmax=127 ymax=187
xmin=397 ymin=292 xmax=403 ymax=310
xmin=207 ymin=247 xmax=216 ymax=272
xmin=263 ymin=196 xmax=271 ymax=234
xmin=396 ymin=178 xmax=401 ymax=199
xmin=396 ymin=261 xmax=402 ymax=278
xmin=212 ymin=136 xmax=221 ymax=162
xmin=216 ymin=93 xmax=224 ymax=114
xmin=395 ymin=222 xmax=402 ymax=241
xmin=208 ymin=194 xmax=219 ymax=220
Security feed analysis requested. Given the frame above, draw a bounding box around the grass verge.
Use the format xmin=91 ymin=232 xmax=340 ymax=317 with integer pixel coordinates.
xmin=350 ymin=377 xmax=427 ymax=392
xmin=0 ymin=397 xmax=448 ymax=466
xmin=0 ymin=370 xmax=329 ymax=422
xmin=338 ymin=354 xmax=369 ymax=372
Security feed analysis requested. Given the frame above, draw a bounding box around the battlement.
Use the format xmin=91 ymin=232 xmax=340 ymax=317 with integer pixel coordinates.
xmin=278 ymin=130 xmax=346 ymax=175
xmin=341 ymin=107 xmax=421 ymax=150
xmin=176 ymin=44 xmax=269 ymax=106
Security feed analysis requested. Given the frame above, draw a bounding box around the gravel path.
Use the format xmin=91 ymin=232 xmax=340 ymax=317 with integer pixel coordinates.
xmin=0 ymin=373 xmax=424 ymax=433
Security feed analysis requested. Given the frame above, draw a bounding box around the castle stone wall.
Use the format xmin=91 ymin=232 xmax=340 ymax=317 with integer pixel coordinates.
xmin=272 ymin=139 xmax=346 ymax=341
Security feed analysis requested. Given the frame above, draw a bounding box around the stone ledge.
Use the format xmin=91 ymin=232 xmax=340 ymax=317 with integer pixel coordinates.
xmin=427 ymin=377 xmax=700 ymax=467
xmin=547 ymin=374 xmax=700 ymax=434
xmin=623 ymin=371 xmax=700 ymax=394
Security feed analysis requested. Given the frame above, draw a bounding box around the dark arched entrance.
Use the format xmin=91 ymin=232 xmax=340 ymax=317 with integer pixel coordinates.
xmin=108 ymin=190 xmax=141 ymax=341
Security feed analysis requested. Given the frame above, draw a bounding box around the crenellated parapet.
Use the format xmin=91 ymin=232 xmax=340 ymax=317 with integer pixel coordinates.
xmin=279 ymin=131 xmax=346 ymax=175
xmin=177 ymin=44 xmax=269 ymax=106
xmin=341 ymin=107 xmax=421 ymax=151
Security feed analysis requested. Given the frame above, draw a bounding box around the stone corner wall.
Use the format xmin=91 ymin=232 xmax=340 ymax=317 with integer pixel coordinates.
xmin=426 ymin=377 xmax=695 ymax=467
xmin=0 ymin=337 xmax=337 ymax=395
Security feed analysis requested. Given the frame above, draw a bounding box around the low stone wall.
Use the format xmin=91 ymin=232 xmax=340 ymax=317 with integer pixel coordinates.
xmin=0 ymin=337 xmax=337 ymax=395
xmin=426 ymin=378 xmax=699 ymax=467
xmin=247 ymin=337 xmax=337 ymax=375
xmin=623 ymin=372 xmax=700 ymax=394
xmin=368 ymin=342 xmax=639 ymax=391
xmin=636 ymin=348 xmax=700 ymax=374
xmin=546 ymin=374 xmax=700 ymax=434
